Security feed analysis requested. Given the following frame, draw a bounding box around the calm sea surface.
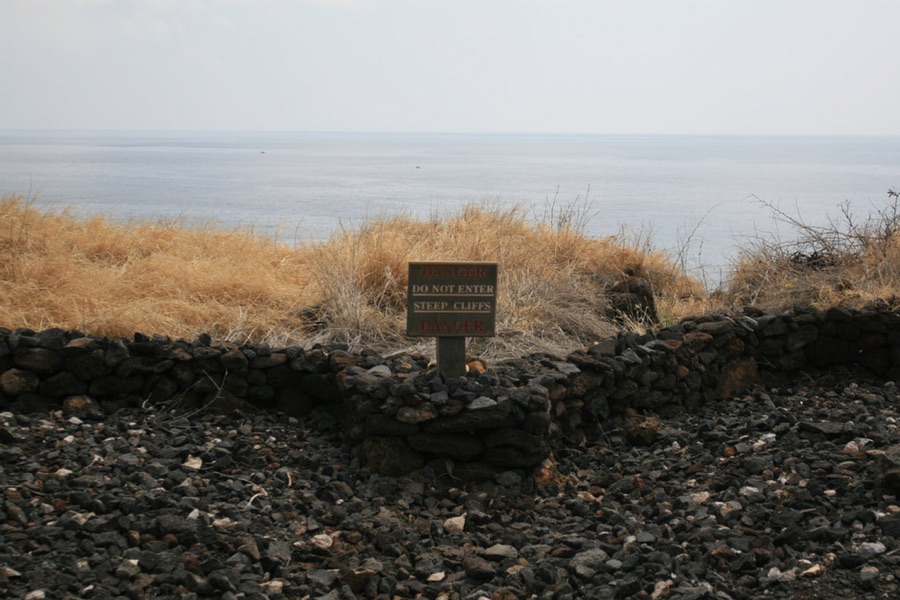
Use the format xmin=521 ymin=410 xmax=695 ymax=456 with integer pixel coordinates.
xmin=1 ymin=131 xmax=898 ymax=279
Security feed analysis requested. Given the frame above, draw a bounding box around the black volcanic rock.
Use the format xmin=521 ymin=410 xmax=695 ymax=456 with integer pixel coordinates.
xmin=1 ymin=379 xmax=899 ymax=598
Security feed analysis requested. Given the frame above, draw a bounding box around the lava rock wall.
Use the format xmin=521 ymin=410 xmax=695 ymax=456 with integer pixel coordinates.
xmin=1 ymin=306 xmax=898 ymax=477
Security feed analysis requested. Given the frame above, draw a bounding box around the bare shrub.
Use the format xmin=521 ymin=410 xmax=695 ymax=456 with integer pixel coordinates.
xmin=725 ymin=189 xmax=900 ymax=311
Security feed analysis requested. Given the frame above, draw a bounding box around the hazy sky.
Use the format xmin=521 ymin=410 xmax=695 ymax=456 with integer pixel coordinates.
xmin=2 ymin=0 xmax=900 ymax=134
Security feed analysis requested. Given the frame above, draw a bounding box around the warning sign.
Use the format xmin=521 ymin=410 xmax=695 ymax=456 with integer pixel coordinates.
xmin=406 ymin=262 xmax=498 ymax=337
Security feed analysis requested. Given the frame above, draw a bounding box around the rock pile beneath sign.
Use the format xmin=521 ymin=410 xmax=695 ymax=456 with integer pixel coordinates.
xmin=2 ymin=379 xmax=899 ymax=599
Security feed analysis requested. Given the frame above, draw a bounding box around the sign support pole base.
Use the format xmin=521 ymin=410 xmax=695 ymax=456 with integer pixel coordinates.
xmin=436 ymin=337 xmax=466 ymax=379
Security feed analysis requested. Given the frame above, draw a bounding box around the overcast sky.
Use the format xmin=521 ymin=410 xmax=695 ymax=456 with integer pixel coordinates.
xmin=2 ymin=0 xmax=900 ymax=134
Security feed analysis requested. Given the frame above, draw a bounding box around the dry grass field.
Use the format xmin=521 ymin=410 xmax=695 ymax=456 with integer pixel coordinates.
xmin=2 ymin=191 xmax=898 ymax=359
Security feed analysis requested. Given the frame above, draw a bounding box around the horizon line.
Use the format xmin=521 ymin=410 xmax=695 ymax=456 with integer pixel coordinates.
xmin=2 ymin=128 xmax=899 ymax=138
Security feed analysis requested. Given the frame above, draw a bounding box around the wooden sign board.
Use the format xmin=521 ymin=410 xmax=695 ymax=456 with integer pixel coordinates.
xmin=406 ymin=262 xmax=498 ymax=338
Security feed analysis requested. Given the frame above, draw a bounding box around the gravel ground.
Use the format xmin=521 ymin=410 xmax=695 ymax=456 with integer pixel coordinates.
xmin=1 ymin=377 xmax=899 ymax=600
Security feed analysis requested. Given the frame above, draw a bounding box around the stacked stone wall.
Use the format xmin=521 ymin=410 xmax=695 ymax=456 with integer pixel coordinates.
xmin=2 ymin=306 xmax=898 ymax=477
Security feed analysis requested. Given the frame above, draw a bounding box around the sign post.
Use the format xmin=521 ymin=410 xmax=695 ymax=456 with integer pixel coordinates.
xmin=406 ymin=261 xmax=498 ymax=378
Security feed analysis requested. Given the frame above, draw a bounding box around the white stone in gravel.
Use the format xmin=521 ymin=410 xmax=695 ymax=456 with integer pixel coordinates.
xmin=690 ymin=491 xmax=710 ymax=504
xmin=773 ymin=567 xmax=797 ymax=582
xmin=311 ymin=533 xmax=333 ymax=549
xmin=801 ymin=564 xmax=825 ymax=577
xmin=443 ymin=514 xmax=466 ymax=534
xmin=857 ymin=542 xmax=887 ymax=557
xmin=484 ymin=544 xmax=518 ymax=560
xmin=843 ymin=440 xmax=866 ymax=458
xmin=212 ymin=517 xmax=238 ymax=528
xmin=717 ymin=500 xmax=742 ymax=520
xmin=261 ymin=580 xmax=284 ymax=594
xmin=71 ymin=512 xmax=94 ymax=525
xmin=652 ymin=580 xmax=674 ymax=599
xmin=759 ymin=433 xmax=777 ymax=444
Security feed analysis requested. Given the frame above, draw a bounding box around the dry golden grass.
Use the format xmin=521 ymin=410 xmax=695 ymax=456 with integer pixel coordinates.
xmin=11 ymin=186 xmax=900 ymax=362
xmin=298 ymin=203 xmax=704 ymax=356
xmin=6 ymin=190 xmax=898 ymax=360
xmin=1 ymin=195 xmax=706 ymax=358
xmin=0 ymin=196 xmax=313 ymax=345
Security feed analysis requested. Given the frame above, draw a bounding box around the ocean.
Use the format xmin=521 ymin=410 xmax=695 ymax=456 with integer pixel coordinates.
xmin=1 ymin=130 xmax=898 ymax=281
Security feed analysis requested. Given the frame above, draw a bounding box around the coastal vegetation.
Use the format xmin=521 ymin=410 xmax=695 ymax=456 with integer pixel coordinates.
xmin=726 ymin=191 xmax=900 ymax=312
xmin=2 ymin=191 xmax=898 ymax=359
